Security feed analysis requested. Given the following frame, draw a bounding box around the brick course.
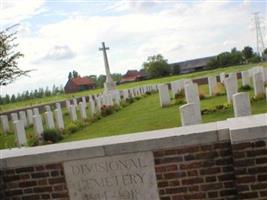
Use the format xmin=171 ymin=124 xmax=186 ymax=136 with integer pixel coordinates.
xmin=1 ymin=163 xmax=69 ymax=200
xmin=1 ymin=140 xmax=267 ymax=199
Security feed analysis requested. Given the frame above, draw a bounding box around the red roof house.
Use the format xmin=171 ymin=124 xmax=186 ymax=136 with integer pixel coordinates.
xmin=120 ymin=70 xmax=147 ymax=83
xmin=64 ymin=77 xmax=96 ymax=93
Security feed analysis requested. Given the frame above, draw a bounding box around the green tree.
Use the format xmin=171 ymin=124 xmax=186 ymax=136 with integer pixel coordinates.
xmin=143 ymin=54 xmax=170 ymax=78
xmin=0 ymin=25 xmax=31 ymax=85
xmin=97 ymin=75 xmax=106 ymax=88
xmin=242 ymin=46 xmax=254 ymax=61
xmin=111 ymin=73 xmax=122 ymax=83
xmin=68 ymin=72 xmax=72 ymax=80
xmin=72 ymin=70 xmax=79 ymax=78
xmin=264 ymin=48 xmax=267 ymax=55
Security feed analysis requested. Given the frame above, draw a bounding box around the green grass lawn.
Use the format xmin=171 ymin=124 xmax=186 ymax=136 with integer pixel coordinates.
xmin=1 ymin=62 xmax=267 ymax=112
xmin=1 ymin=62 xmax=267 ymax=150
xmin=1 ymin=83 xmax=266 ymax=150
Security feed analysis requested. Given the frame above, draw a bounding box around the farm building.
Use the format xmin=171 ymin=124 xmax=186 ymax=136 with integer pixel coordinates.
xmin=64 ymin=77 xmax=96 ymax=93
xmin=170 ymin=56 xmax=215 ymax=74
xmin=120 ymin=70 xmax=147 ymax=83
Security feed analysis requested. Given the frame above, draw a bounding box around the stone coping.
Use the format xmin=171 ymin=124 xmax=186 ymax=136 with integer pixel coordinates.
xmin=0 ymin=113 xmax=266 ymax=169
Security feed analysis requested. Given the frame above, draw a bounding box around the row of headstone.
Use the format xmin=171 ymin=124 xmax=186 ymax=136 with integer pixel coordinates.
xmin=1 ymin=84 xmax=159 ymax=146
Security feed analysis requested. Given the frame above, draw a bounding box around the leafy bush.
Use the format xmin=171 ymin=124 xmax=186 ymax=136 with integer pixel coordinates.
xmin=199 ymin=92 xmax=206 ymax=100
xmin=43 ymin=129 xmax=63 ymax=143
xmin=27 ymin=134 xmax=39 ymax=147
xmin=174 ymin=89 xmax=185 ymax=99
xmin=201 ymin=103 xmax=231 ymax=115
xmin=126 ymin=98 xmax=134 ymax=104
xmin=239 ymin=85 xmax=252 ymax=92
xmin=101 ymin=105 xmax=113 ymax=117
xmin=146 ymin=91 xmax=152 ymax=95
xmin=251 ymin=94 xmax=265 ymax=103
xmin=66 ymin=121 xmax=84 ymax=134
xmin=174 ymin=99 xmax=186 ymax=105
xmin=134 ymin=96 xmax=141 ymax=101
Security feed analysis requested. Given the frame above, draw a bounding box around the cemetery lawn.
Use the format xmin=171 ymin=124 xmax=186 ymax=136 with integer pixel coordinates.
xmin=61 ymin=91 xmax=267 ymax=143
xmin=1 ymin=85 xmax=267 ymax=149
xmin=1 ymin=62 xmax=267 ymax=112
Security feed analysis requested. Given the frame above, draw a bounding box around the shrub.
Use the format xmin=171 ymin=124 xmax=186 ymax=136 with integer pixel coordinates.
xmin=66 ymin=121 xmax=84 ymax=134
xmin=251 ymin=94 xmax=265 ymax=103
xmin=239 ymin=85 xmax=252 ymax=92
xmin=146 ymin=91 xmax=152 ymax=95
xmin=201 ymin=103 xmax=231 ymax=115
xmin=126 ymin=98 xmax=134 ymax=104
xmin=43 ymin=129 xmax=63 ymax=143
xmin=174 ymin=99 xmax=186 ymax=105
xmin=27 ymin=135 xmax=39 ymax=147
xmin=199 ymin=92 xmax=206 ymax=100
xmin=214 ymin=83 xmax=225 ymax=96
xmin=175 ymin=89 xmax=185 ymax=99
xmin=101 ymin=105 xmax=113 ymax=117
xmin=134 ymin=96 xmax=141 ymax=101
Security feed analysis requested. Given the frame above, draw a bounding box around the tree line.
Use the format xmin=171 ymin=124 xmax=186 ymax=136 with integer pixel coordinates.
xmin=0 ymin=85 xmax=64 ymax=105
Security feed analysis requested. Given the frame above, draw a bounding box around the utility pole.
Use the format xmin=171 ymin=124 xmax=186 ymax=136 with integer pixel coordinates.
xmin=253 ymin=12 xmax=265 ymax=56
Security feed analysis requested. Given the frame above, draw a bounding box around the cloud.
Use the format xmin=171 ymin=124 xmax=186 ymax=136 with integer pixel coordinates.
xmin=1 ymin=0 xmax=264 ymax=96
xmin=40 ymin=45 xmax=75 ymax=62
xmin=0 ymin=0 xmax=45 ymax=26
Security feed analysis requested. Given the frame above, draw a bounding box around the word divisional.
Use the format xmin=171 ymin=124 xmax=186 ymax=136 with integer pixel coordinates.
xmin=64 ymin=151 xmax=160 ymax=200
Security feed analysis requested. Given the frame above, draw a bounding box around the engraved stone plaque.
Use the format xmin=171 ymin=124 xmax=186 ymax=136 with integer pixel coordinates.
xmin=63 ymin=151 xmax=160 ymax=200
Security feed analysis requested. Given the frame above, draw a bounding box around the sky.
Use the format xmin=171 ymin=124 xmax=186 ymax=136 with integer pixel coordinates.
xmin=0 ymin=0 xmax=266 ymax=96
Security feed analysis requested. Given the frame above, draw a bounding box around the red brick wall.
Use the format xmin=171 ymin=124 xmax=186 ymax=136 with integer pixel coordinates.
xmin=1 ymin=163 xmax=69 ymax=200
xmin=232 ymin=141 xmax=267 ymax=199
xmin=1 ymin=140 xmax=267 ymax=199
xmin=153 ymin=142 xmax=237 ymax=200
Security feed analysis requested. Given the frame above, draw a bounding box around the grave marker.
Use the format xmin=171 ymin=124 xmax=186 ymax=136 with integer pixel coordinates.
xmin=233 ymin=92 xmax=251 ymax=117
xmin=13 ymin=120 xmax=27 ymax=147
xmin=179 ymin=103 xmax=202 ymax=126
xmin=0 ymin=115 xmax=9 ymax=135
xmin=158 ymin=84 xmax=170 ymax=107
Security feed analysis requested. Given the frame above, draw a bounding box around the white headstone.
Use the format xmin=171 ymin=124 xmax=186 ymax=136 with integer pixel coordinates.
xmin=45 ymin=111 xmax=55 ymax=129
xmin=73 ymin=98 xmax=78 ymax=107
xmin=89 ymin=98 xmax=96 ymax=117
xmin=253 ymin=71 xmax=265 ymax=96
xmin=11 ymin=113 xmax=18 ymax=122
xmin=184 ymin=79 xmax=193 ymax=86
xmin=185 ymin=83 xmax=200 ymax=105
xmin=33 ymin=108 xmax=39 ymax=115
xmin=13 ymin=120 xmax=27 ymax=147
xmin=54 ymin=109 xmax=64 ymax=129
xmin=44 ymin=105 xmax=51 ymax=112
xmin=79 ymin=102 xmax=87 ymax=120
xmin=19 ymin=111 xmax=28 ymax=128
xmin=114 ymin=90 xmax=121 ymax=105
xmin=66 ymin=100 xmax=71 ymax=111
xmin=208 ymin=76 xmax=217 ymax=96
xmin=233 ymin=92 xmax=251 ymax=117
xmin=82 ymin=96 xmax=87 ymax=106
xmin=171 ymin=80 xmax=181 ymax=98
xmin=70 ymin=105 xmax=78 ymax=122
xmin=158 ymin=84 xmax=170 ymax=107
xmin=224 ymin=75 xmax=238 ymax=103
xmin=122 ymin=89 xmax=129 ymax=100
xmin=0 ymin=115 xmax=9 ymax=135
xmin=26 ymin=109 xmax=33 ymax=125
xmin=96 ymin=97 xmax=102 ymax=113
xmin=33 ymin=115 xmax=44 ymax=140
xmin=241 ymin=71 xmax=250 ymax=86
xmin=179 ymin=103 xmax=202 ymax=126
xmin=220 ymin=72 xmax=225 ymax=83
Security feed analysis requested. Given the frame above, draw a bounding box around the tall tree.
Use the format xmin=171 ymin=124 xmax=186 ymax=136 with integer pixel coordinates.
xmin=143 ymin=54 xmax=170 ymax=78
xmin=0 ymin=25 xmax=31 ymax=85
xmin=242 ymin=46 xmax=254 ymax=61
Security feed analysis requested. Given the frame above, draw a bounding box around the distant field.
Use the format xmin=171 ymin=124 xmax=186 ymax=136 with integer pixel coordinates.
xmin=0 ymin=61 xmax=266 ymax=112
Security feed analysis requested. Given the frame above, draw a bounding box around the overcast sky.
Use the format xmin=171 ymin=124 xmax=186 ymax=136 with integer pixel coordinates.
xmin=0 ymin=0 xmax=266 ymax=96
